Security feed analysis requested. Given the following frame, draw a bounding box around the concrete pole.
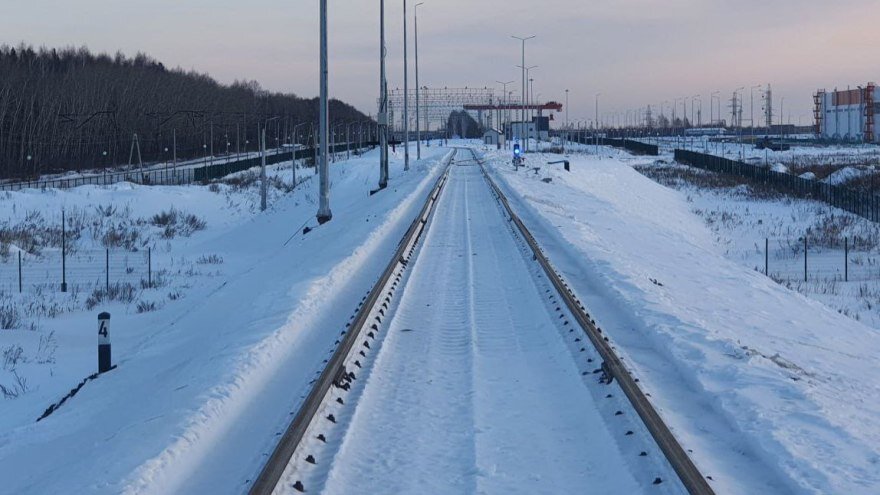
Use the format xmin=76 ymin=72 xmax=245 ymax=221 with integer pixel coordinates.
xmin=403 ymin=0 xmax=410 ymax=171
xmin=512 ymin=35 xmax=534 ymax=151
xmin=378 ymin=0 xmax=389 ymax=188
xmin=317 ymin=0 xmax=332 ymax=223
xmin=415 ymin=2 xmax=424 ymax=160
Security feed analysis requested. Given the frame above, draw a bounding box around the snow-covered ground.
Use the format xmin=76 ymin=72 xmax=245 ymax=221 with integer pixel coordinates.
xmin=482 ymin=145 xmax=880 ymax=494
xmin=5 ymin=134 xmax=879 ymax=494
xmin=0 ymin=144 xmax=451 ymax=493
xmin=634 ymin=160 xmax=880 ymax=328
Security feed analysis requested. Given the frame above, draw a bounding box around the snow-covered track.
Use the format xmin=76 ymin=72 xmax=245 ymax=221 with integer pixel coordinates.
xmin=247 ymin=151 xmax=455 ymax=495
xmin=477 ymin=148 xmax=715 ymax=495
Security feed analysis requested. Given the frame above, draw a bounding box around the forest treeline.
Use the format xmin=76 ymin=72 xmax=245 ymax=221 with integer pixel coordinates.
xmin=0 ymin=44 xmax=374 ymax=179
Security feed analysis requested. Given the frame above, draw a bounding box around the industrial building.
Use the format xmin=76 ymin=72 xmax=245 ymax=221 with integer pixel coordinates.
xmin=814 ymin=83 xmax=878 ymax=142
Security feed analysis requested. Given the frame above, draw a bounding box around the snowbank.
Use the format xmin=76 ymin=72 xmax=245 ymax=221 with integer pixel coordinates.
xmin=821 ymin=166 xmax=869 ymax=185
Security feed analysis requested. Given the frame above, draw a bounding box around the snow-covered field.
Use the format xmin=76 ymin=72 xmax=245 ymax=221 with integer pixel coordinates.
xmin=0 ymin=144 xmax=451 ymax=493
xmin=482 ymin=145 xmax=880 ymax=494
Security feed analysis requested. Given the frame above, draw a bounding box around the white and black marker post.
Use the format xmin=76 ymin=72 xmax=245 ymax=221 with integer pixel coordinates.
xmin=98 ymin=312 xmax=111 ymax=373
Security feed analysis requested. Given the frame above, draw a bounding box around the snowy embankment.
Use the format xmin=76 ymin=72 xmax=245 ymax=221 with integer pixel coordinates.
xmin=635 ymin=160 xmax=880 ymax=328
xmin=484 ymin=147 xmax=880 ymax=494
xmin=0 ymin=145 xmax=452 ymax=494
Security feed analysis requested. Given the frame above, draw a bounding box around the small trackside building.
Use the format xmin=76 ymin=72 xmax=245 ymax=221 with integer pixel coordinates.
xmin=482 ymin=128 xmax=505 ymax=147
xmin=815 ymin=83 xmax=879 ymax=142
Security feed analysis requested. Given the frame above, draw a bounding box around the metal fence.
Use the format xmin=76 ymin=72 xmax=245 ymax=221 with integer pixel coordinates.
xmin=675 ymin=149 xmax=880 ymax=222
xmin=0 ymin=249 xmax=152 ymax=294
xmin=565 ymin=135 xmax=659 ymax=156
xmin=741 ymin=236 xmax=877 ymax=283
xmin=0 ymin=142 xmax=377 ymax=191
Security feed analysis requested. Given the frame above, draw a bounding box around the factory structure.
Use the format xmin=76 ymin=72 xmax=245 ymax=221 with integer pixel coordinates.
xmin=814 ymin=83 xmax=878 ymax=142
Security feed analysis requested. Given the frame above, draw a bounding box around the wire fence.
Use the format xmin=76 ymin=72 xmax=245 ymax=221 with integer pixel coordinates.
xmin=0 ymin=249 xmax=153 ymax=294
xmin=739 ymin=236 xmax=878 ymax=283
xmin=0 ymin=142 xmax=377 ymax=192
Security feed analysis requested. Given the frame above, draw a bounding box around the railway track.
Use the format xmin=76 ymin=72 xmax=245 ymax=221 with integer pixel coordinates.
xmin=248 ymin=148 xmax=714 ymax=494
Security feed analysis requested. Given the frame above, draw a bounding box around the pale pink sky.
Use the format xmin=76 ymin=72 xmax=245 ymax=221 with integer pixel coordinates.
xmin=3 ymin=0 xmax=879 ymax=125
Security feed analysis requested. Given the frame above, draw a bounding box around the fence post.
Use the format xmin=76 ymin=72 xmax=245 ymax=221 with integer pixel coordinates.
xmin=148 ymin=248 xmax=152 ymax=288
xmin=105 ymin=248 xmax=110 ymax=292
xmin=61 ymin=209 xmax=67 ymax=292
xmin=804 ymin=236 xmax=808 ymax=282
xmin=845 ymin=237 xmax=849 ymax=282
xmin=765 ymin=238 xmax=769 ymax=276
xmin=18 ymin=251 xmax=22 ymax=293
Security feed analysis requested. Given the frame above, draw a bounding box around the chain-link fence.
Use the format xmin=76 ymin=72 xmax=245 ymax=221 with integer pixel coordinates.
xmin=0 ymin=249 xmax=153 ymax=293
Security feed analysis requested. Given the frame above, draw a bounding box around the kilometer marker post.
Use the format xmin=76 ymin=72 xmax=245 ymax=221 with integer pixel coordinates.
xmin=98 ymin=312 xmax=112 ymax=374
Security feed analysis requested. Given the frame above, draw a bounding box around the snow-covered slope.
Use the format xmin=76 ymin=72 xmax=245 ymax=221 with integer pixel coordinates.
xmin=484 ymin=147 xmax=880 ymax=495
xmin=0 ymin=146 xmax=452 ymax=494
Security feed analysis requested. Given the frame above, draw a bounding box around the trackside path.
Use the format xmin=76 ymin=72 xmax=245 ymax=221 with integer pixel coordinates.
xmin=315 ymin=165 xmax=681 ymax=493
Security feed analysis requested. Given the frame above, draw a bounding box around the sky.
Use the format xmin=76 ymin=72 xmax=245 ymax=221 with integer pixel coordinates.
xmin=4 ymin=0 xmax=880 ymax=127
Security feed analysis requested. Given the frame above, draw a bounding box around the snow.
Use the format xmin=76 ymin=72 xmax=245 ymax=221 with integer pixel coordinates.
xmin=771 ymin=162 xmax=788 ymax=173
xmin=482 ymin=145 xmax=880 ymax=494
xmin=304 ymin=164 xmax=681 ymax=494
xmin=4 ymin=135 xmax=880 ymax=494
xmin=822 ymin=166 xmax=869 ymax=185
xmin=0 ymin=145 xmax=452 ymax=494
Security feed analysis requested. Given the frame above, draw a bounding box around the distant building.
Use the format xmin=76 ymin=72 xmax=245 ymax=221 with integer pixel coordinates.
xmin=815 ymin=84 xmax=879 ymax=142
xmin=508 ymin=118 xmax=550 ymax=142
xmin=482 ymin=128 xmax=505 ymax=147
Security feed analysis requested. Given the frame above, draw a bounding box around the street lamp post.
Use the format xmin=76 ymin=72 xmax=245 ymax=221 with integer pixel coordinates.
xmin=595 ymin=92 xmax=601 ymax=154
xmin=414 ymin=2 xmax=424 ymax=160
xmin=378 ymin=0 xmax=389 ymax=189
xmin=496 ymin=80 xmax=514 ymax=137
xmin=403 ymin=0 xmax=410 ymax=171
xmin=512 ymin=35 xmax=535 ymax=151
xmin=517 ymin=65 xmax=537 ymax=149
xmin=317 ymin=0 xmax=332 ymax=224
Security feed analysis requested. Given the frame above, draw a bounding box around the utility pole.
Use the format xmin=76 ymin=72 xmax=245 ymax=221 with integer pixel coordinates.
xmin=751 ymin=84 xmax=761 ymax=131
xmin=403 ymin=0 xmax=410 ymax=171
xmin=512 ymin=35 xmax=535 ymax=151
xmin=378 ymin=0 xmax=389 ymax=189
xmin=317 ymin=0 xmax=332 ymax=224
xmin=415 ymin=2 xmax=424 ymax=160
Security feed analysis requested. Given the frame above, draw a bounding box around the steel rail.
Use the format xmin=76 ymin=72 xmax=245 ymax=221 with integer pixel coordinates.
xmin=247 ymin=150 xmax=455 ymax=495
xmin=475 ymin=148 xmax=715 ymax=495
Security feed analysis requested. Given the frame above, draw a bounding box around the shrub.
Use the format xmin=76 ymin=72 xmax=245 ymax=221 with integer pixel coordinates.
xmin=150 ymin=208 xmax=179 ymax=227
xmin=136 ymin=300 xmax=158 ymax=313
xmin=0 ymin=370 xmax=28 ymax=399
xmin=196 ymin=254 xmax=223 ymax=265
xmin=85 ymin=282 xmax=137 ymax=310
xmin=0 ymin=302 xmax=21 ymax=330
